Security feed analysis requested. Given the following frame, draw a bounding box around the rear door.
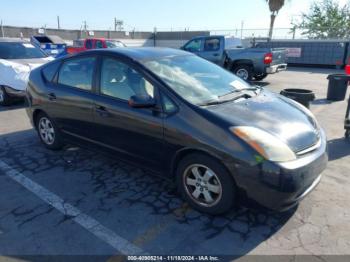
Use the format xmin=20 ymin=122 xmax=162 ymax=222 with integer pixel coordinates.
xmin=92 ymin=56 xmax=165 ymax=170
xmin=44 ymin=55 xmax=97 ymax=139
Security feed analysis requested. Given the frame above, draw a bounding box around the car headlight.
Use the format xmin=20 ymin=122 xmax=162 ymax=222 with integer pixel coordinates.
xmin=230 ymin=126 xmax=296 ymax=162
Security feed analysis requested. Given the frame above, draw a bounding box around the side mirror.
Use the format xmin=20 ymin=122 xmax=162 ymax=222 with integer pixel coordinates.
xmin=128 ymin=95 xmax=156 ymax=108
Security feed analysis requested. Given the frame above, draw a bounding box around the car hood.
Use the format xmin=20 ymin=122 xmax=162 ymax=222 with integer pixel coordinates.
xmin=7 ymin=57 xmax=54 ymax=70
xmin=205 ymin=90 xmax=320 ymax=153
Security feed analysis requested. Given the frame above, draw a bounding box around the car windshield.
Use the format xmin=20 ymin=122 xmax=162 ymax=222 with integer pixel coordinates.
xmin=106 ymin=40 xmax=126 ymax=48
xmin=141 ymin=55 xmax=253 ymax=105
xmin=0 ymin=42 xmax=47 ymax=59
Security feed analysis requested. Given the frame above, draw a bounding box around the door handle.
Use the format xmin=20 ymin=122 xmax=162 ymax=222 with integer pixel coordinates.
xmin=95 ymin=105 xmax=110 ymax=117
xmin=48 ymin=92 xmax=56 ymax=101
xmin=213 ymin=53 xmax=219 ymax=57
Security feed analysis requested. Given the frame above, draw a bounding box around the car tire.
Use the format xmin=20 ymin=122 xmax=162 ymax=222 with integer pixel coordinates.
xmin=254 ymin=73 xmax=268 ymax=81
xmin=0 ymin=86 xmax=12 ymax=106
xmin=233 ymin=65 xmax=253 ymax=81
xmin=176 ymin=153 xmax=236 ymax=215
xmin=36 ymin=112 xmax=64 ymax=150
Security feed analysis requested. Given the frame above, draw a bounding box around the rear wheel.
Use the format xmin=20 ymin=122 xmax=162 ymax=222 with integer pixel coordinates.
xmin=176 ymin=153 xmax=236 ymax=215
xmin=0 ymin=86 xmax=12 ymax=106
xmin=36 ymin=112 xmax=64 ymax=150
xmin=233 ymin=65 xmax=253 ymax=81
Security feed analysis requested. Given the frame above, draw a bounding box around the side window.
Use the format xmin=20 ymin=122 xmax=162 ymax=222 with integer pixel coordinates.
xmin=162 ymin=94 xmax=177 ymax=114
xmin=184 ymin=39 xmax=202 ymax=52
xmin=42 ymin=61 xmax=60 ymax=82
xmin=204 ymin=38 xmax=220 ymax=51
xmin=96 ymin=40 xmax=104 ymax=49
xmin=85 ymin=40 xmax=93 ymax=49
xmin=58 ymin=57 xmax=96 ymax=91
xmin=100 ymin=58 xmax=154 ymax=101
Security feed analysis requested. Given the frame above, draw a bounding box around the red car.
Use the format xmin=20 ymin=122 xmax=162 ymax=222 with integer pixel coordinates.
xmin=346 ymin=64 xmax=350 ymax=75
xmin=66 ymin=38 xmax=126 ymax=54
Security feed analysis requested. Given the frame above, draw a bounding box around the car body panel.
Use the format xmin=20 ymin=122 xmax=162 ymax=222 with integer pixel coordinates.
xmin=26 ymin=48 xmax=327 ymax=211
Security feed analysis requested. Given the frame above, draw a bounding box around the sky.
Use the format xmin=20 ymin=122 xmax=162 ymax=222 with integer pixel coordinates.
xmin=1 ymin=0 xmax=349 ymax=32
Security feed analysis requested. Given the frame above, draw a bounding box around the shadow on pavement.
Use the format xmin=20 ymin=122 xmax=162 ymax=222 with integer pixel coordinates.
xmin=0 ymin=129 xmax=296 ymax=256
xmin=328 ymin=137 xmax=350 ymax=161
xmin=0 ymin=100 xmax=26 ymax=112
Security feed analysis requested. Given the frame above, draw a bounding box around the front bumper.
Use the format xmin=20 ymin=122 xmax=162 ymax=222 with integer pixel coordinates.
xmin=266 ymin=63 xmax=287 ymax=74
xmin=231 ymin=129 xmax=328 ymax=211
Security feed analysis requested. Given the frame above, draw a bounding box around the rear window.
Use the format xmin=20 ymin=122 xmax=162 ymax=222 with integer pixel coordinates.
xmin=0 ymin=42 xmax=47 ymax=59
xmin=42 ymin=61 xmax=61 ymax=82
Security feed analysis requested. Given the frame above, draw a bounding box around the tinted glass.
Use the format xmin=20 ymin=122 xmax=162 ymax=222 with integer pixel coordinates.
xmin=204 ymin=38 xmax=220 ymax=51
xmin=58 ymin=57 xmax=96 ymax=90
xmin=96 ymin=40 xmax=104 ymax=48
xmin=184 ymin=39 xmax=202 ymax=52
xmin=42 ymin=61 xmax=60 ymax=82
xmin=106 ymin=40 xmax=126 ymax=48
xmin=85 ymin=40 xmax=93 ymax=49
xmin=162 ymin=94 xmax=177 ymax=113
xmin=142 ymin=55 xmax=251 ymax=105
xmin=0 ymin=42 xmax=47 ymax=59
xmin=100 ymin=58 xmax=154 ymax=101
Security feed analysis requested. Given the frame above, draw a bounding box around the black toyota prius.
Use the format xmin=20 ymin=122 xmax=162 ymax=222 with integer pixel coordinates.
xmin=26 ymin=48 xmax=328 ymax=214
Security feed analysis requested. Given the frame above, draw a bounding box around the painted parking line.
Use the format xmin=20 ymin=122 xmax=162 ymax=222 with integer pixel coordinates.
xmin=0 ymin=160 xmax=146 ymax=256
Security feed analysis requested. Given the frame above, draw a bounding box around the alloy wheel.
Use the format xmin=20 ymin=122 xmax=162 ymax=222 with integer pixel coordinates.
xmin=183 ymin=164 xmax=222 ymax=207
xmin=38 ymin=117 xmax=55 ymax=145
xmin=236 ymin=68 xmax=249 ymax=80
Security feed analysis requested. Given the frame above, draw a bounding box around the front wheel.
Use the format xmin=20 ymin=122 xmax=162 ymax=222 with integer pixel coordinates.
xmin=0 ymin=86 xmax=12 ymax=106
xmin=233 ymin=65 xmax=253 ymax=81
xmin=36 ymin=112 xmax=64 ymax=150
xmin=176 ymin=154 xmax=236 ymax=215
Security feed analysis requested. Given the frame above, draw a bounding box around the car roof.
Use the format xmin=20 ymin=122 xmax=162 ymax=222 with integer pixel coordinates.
xmin=0 ymin=37 xmax=28 ymax=43
xmin=88 ymin=47 xmax=192 ymax=61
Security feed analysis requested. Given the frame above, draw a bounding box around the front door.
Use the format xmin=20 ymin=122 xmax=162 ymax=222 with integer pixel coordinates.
xmin=200 ymin=37 xmax=224 ymax=65
xmin=92 ymin=56 xmax=164 ymax=170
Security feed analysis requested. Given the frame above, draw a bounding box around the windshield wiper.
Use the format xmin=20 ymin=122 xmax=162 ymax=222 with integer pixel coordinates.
xmin=219 ymin=86 xmax=261 ymax=98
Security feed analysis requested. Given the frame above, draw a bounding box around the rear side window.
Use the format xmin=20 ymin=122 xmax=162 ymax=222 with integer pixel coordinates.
xmin=96 ymin=40 xmax=104 ymax=48
xmin=42 ymin=61 xmax=60 ymax=82
xmin=58 ymin=57 xmax=96 ymax=91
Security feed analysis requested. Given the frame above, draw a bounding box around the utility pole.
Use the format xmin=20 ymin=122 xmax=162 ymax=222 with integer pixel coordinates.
xmin=1 ymin=20 xmax=4 ymax=38
xmin=114 ymin=18 xmax=124 ymax=32
xmin=240 ymin=20 xmax=244 ymax=39
xmin=57 ymin=16 xmax=60 ymax=29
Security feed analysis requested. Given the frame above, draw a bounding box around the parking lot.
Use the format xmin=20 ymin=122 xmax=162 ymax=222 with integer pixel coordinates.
xmin=0 ymin=67 xmax=350 ymax=261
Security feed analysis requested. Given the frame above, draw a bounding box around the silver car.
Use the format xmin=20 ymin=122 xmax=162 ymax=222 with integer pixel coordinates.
xmin=0 ymin=38 xmax=53 ymax=105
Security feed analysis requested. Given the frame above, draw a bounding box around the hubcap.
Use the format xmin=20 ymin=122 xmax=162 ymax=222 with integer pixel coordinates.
xmin=183 ymin=164 xmax=222 ymax=207
xmin=236 ymin=68 xmax=249 ymax=80
xmin=0 ymin=88 xmax=4 ymax=102
xmin=38 ymin=117 xmax=55 ymax=145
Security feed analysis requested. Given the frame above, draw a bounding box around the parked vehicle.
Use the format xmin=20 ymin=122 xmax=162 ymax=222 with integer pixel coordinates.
xmin=0 ymin=38 xmax=53 ymax=105
xmin=31 ymin=35 xmax=67 ymax=56
xmin=26 ymin=48 xmax=327 ymax=214
xmin=181 ymin=35 xmax=287 ymax=81
xmin=66 ymin=38 xmax=126 ymax=54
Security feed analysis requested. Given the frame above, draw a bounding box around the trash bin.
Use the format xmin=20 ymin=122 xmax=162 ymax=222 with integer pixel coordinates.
xmin=280 ymin=88 xmax=315 ymax=109
xmin=327 ymin=74 xmax=350 ymax=101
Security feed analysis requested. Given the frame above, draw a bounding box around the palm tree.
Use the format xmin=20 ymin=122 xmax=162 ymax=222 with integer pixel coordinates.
xmin=266 ymin=0 xmax=286 ymax=39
